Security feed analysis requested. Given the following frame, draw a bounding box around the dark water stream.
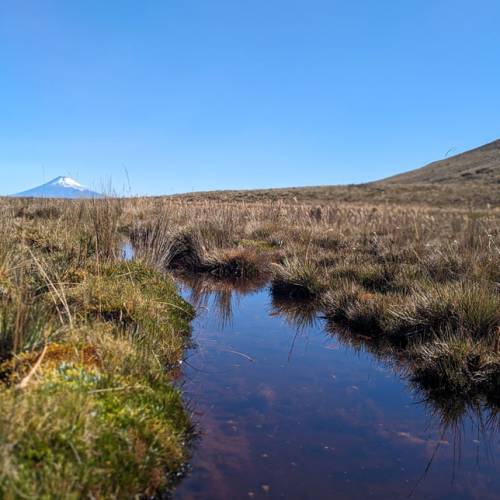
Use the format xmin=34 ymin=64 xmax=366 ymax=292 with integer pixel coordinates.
xmin=171 ymin=278 xmax=500 ymax=499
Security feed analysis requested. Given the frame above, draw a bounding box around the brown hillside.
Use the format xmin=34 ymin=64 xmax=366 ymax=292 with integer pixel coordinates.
xmin=379 ymin=139 xmax=500 ymax=185
xmin=168 ymin=139 xmax=500 ymax=208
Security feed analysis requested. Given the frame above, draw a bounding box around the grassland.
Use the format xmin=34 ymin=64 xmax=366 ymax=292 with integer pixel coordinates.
xmin=0 ymin=184 xmax=499 ymax=495
xmin=165 ymin=180 xmax=499 ymax=209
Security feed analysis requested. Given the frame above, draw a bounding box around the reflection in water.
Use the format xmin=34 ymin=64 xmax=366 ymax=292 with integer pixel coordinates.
xmin=269 ymin=296 xmax=322 ymax=363
xmin=121 ymin=241 xmax=135 ymax=261
xmin=325 ymin=322 xmax=500 ymax=490
xmin=175 ymin=273 xmax=267 ymax=329
xmin=411 ymin=382 xmax=500 ymax=473
xmin=174 ymin=276 xmax=500 ymax=500
xmin=270 ymin=295 xmax=320 ymax=331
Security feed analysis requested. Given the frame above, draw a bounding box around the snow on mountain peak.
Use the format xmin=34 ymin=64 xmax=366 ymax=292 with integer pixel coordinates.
xmin=51 ymin=176 xmax=86 ymax=191
xmin=13 ymin=176 xmax=102 ymax=199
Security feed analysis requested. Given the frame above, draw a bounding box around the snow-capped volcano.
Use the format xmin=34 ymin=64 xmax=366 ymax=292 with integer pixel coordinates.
xmin=14 ymin=176 xmax=102 ymax=199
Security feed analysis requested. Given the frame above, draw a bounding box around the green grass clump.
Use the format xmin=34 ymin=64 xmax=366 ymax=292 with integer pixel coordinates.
xmin=0 ymin=259 xmax=195 ymax=497
xmin=0 ymin=363 xmax=190 ymax=498
xmin=65 ymin=261 xmax=194 ymax=366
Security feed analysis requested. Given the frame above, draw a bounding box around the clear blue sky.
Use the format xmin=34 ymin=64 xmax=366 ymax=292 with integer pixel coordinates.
xmin=1 ymin=0 xmax=499 ymax=196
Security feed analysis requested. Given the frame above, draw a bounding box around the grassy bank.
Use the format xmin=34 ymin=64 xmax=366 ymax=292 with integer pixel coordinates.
xmin=0 ymin=198 xmax=194 ymax=497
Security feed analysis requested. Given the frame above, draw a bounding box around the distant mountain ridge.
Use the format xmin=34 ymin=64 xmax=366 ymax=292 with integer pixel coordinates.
xmin=14 ymin=176 xmax=102 ymax=199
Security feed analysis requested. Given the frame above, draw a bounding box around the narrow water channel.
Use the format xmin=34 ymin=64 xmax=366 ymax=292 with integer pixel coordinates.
xmin=172 ymin=277 xmax=500 ymax=499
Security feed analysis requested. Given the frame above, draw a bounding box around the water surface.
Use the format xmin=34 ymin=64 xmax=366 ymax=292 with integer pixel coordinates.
xmin=174 ymin=278 xmax=500 ymax=499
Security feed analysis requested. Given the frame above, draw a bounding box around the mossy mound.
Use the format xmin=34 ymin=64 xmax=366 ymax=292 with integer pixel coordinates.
xmin=0 ymin=363 xmax=190 ymax=498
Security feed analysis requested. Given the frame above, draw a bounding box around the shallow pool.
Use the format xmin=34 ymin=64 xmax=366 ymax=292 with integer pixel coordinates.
xmin=173 ymin=278 xmax=500 ymax=499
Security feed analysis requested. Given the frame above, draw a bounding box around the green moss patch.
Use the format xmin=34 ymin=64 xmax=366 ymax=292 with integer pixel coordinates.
xmin=0 ymin=363 xmax=190 ymax=498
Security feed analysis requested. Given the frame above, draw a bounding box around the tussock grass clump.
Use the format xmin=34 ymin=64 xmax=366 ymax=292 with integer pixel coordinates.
xmin=0 ymin=300 xmax=56 ymax=360
xmin=133 ymin=220 xmax=276 ymax=279
xmin=204 ymin=247 xmax=270 ymax=278
xmin=83 ymin=198 xmax=123 ymax=261
xmin=156 ymin=228 xmax=205 ymax=271
xmin=408 ymin=332 xmax=500 ymax=401
xmin=322 ymin=283 xmax=396 ymax=335
xmin=392 ymin=282 xmax=500 ymax=339
xmin=323 ymin=280 xmax=500 ymax=341
xmin=0 ymin=247 xmax=61 ymax=357
xmin=271 ymin=258 xmax=325 ymax=299
xmin=132 ymin=223 xmax=205 ymax=271
xmin=322 ymin=282 xmax=364 ymax=324
xmin=355 ymin=264 xmax=396 ymax=293
xmin=328 ymin=263 xmax=396 ymax=293
xmin=419 ymin=246 xmax=465 ymax=283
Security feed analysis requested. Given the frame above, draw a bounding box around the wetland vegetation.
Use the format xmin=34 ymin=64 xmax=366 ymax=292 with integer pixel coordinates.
xmin=130 ymin=197 xmax=499 ymax=407
xmin=0 ymin=198 xmax=194 ymax=497
xmin=0 ymin=192 xmax=498 ymax=497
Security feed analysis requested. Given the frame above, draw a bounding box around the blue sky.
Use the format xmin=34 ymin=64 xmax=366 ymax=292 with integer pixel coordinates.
xmin=1 ymin=0 xmax=499 ymax=196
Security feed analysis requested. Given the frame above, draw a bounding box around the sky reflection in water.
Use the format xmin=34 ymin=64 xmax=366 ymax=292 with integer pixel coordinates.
xmin=174 ymin=277 xmax=500 ymax=500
